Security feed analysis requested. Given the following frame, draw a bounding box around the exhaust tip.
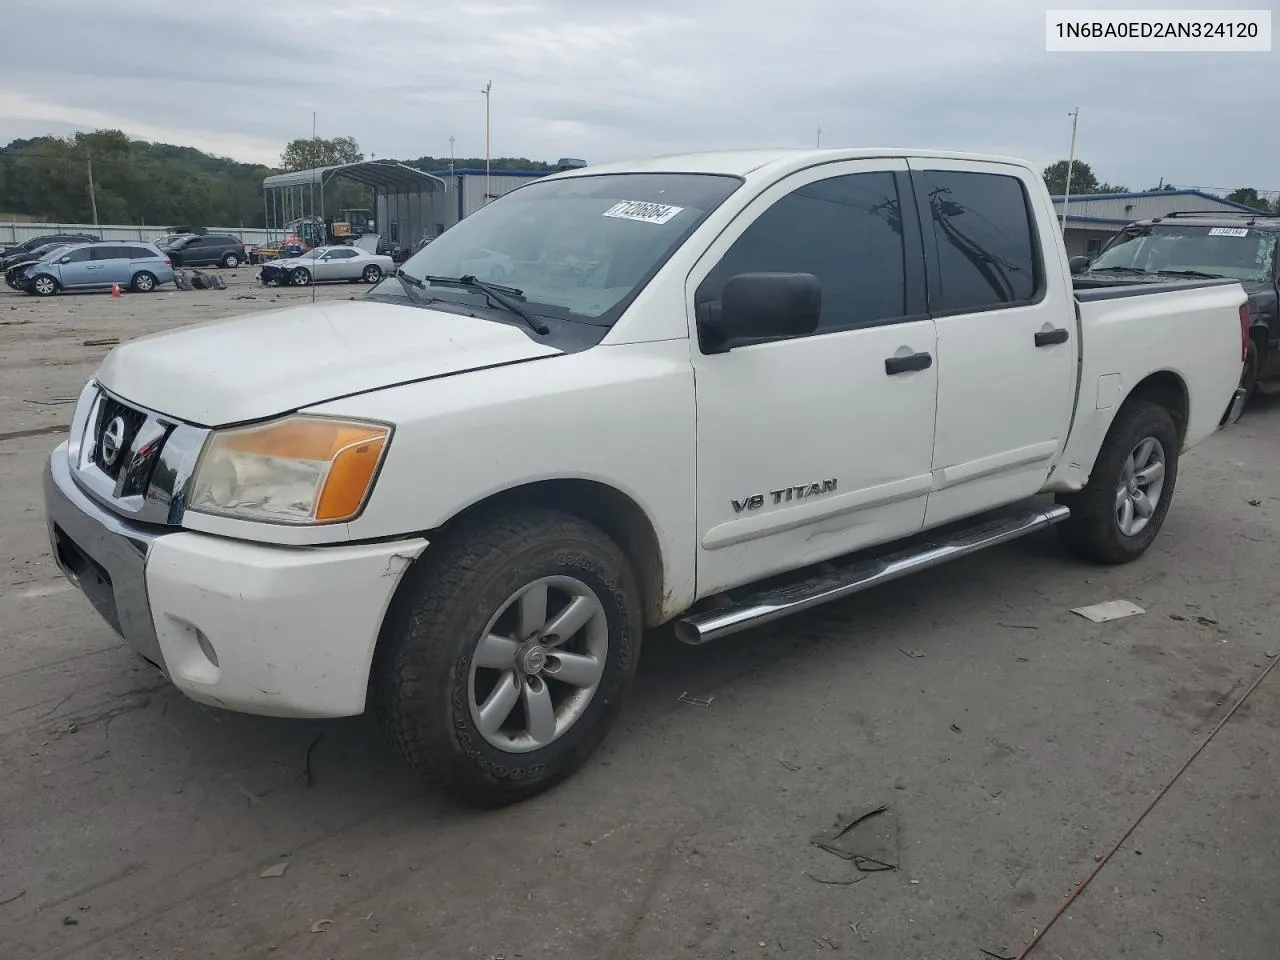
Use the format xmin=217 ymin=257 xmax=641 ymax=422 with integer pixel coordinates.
xmin=673 ymin=620 xmax=704 ymax=645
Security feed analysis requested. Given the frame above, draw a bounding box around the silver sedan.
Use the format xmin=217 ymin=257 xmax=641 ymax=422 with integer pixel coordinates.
xmin=262 ymin=246 xmax=394 ymax=286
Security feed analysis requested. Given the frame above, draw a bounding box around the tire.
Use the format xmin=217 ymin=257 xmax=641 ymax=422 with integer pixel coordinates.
xmin=222 ymin=253 xmax=240 ymax=268
xmin=362 ymin=264 xmax=383 ymax=283
xmin=290 ymin=268 xmax=311 ymax=286
xmin=372 ymin=508 xmax=643 ymax=807
xmin=31 ymin=275 xmax=58 ymax=297
xmin=1056 ymin=401 xmax=1179 ymax=565
xmin=131 ymin=271 xmax=157 ymax=293
xmin=5 ymin=273 xmax=17 ymax=290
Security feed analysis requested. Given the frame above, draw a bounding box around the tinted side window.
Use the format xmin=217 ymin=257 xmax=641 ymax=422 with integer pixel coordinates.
xmin=331 ymin=249 xmax=357 ymax=259
xmin=92 ymin=245 xmax=128 ymax=261
xmin=916 ymin=170 xmax=1041 ymax=312
xmin=62 ymin=248 xmax=92 ymax=264
xmin=699 ymin=172 xmax=907 ymax=331
xmin=126 ymin=246 xmax=156 ymax=259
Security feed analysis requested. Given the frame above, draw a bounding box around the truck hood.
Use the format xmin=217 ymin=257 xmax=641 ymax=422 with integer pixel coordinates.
xmin=96 ymin=299 xmax=564 ymax=427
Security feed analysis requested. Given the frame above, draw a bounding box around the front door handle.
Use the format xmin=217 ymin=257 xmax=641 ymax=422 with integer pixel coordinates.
xmin=884 ymin=352 xmax=933 ymax=375
xmin=1035 ymin=327 xmax=1070 ymax=347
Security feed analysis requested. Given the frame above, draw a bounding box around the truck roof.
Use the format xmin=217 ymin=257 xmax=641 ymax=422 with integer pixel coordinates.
xmin=545 ymin=148 xmax=1034 ymax=180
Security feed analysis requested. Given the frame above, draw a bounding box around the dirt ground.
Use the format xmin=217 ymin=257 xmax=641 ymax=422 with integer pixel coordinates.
xmin=1 ymin=273 xmax=1277 ymax=960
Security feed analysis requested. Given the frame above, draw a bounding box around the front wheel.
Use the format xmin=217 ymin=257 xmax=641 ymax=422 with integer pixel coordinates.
xmin=290 ymin=267 xmax=311 ymax=286
xmin=1057 ymin=401 xmax=1179 ymax=565
xmin=31 ymin=275 xmax=58 ymax=297
xmin=373 ymin=509 xmax=643 ymax=806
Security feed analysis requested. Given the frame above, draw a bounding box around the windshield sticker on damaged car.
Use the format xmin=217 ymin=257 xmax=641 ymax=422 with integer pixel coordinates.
xmin=603 ymin=201 xmax=685 ymax=225
xmin=1208 ymin=227 xmax=1250 ymax=237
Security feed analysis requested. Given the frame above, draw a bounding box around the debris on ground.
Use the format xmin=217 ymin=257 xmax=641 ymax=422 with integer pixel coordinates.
xmin=1071 ymin=599 xmax=1145 ymax=623
xmin=82 ymin=338 xmax=119 ymax=347
xmin=810 ymin=804 xmax=898 ymax=870
xmin=950 ymin=723 xmax=963 ymax=733
xmin=174 ymin=269 xmax=227 ymax=291
xmin=23 ymin=397 xmax=76 ymax=405
xmin=999 ymin=621 xmax=1038 ymax=630
xmin=303 ymin=732 xmax=323 ymax=787
xmin=897 ymin=647 xmax=926 ymax=658
xmin=310 ymin=919 xmax=333 ymax=933
xmin=0 ymin=890 xmax=26 ymax=908
xmin=1248 ymin=498 xmax=1262 ymax=506
xmin=979 ymin=949 xmax=1015 ymax=960
xmin=804 ymin=872 xmax=868 ymax=886
xmin=678 ymin=692 xmax=714 ymax=707
xmin=259 ymin=861 xmax=290 ymax=878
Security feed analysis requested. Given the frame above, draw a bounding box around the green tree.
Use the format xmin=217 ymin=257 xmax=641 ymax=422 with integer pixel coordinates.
xmin=1043 ymin=159 xmax=1128 ymax=196
xmin=1226 ymin=187 xmax=1270 ymax=212
xmin=279 ymin=136 xmax=363 ymax=171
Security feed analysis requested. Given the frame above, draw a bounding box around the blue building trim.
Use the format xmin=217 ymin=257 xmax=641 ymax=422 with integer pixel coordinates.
xmin=1049 ymin=188 xmax=1261 ymax=212
xmin=430 ymin=168 xmax=554 ymax=178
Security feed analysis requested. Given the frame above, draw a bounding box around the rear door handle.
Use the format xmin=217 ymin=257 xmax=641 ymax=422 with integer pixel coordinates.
xmin=884 ymin=352 xmax=933 ymax=375
xmin=1035 ymin=328 xmax=1070 ymax=347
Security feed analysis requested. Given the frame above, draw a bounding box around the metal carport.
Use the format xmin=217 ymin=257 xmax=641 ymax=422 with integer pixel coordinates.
xmin=262 ymin=160 xmax=448 ymax=257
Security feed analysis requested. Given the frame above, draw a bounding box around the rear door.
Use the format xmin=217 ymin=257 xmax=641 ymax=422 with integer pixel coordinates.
xmin=689 ymin=160 xmax=939 ymax=595
xmin=908 ymin=160 xmax=1076 ymax=528
xmin=181 ymin=237 xmax=209 ymax=265
xmin=91 ymin=245 xmax=132 ymax=286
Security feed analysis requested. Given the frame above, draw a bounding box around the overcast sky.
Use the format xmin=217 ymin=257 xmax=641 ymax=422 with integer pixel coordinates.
xmin=2 ymin=0 xmax=1274 ymax=192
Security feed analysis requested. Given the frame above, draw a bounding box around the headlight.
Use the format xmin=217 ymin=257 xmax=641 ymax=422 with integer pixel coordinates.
xmin=187 ymin=415 xmax=391 ymax=524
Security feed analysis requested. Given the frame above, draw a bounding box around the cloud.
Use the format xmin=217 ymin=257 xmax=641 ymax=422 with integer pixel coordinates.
xmin=0 ymin=0 xmax=1274 ymax=191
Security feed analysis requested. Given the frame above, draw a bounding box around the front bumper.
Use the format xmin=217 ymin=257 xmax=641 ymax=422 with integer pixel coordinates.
xmin=45 ymin=446 xmax=428 ymax=718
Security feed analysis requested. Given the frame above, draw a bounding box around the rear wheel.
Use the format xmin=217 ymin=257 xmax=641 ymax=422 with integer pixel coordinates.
xmin=1057 ymin=401 xmax=1179 ymax=564
xmin=373 ymin=509 xmax=643 ymax=806
xmin=362 ymin=264 xmax=383 ymax=283
xmin=222 ymin=252 xmax=241 ymax=268
xmin=131 ymin=271 xmax=157 ymax=293
xmin=31 ymin=275 xmax=58 ymax=297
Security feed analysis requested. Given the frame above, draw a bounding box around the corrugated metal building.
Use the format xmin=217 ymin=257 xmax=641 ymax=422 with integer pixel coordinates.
xmin=1052 ymin=189 xmax=1260 ymax=258
xmin=375 ymin=168 xmax=569 ymax=252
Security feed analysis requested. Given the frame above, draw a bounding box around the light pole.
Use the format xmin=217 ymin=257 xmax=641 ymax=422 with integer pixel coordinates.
xmin=1060 ymin=107 xmax=1079 ymax=232
xmin=481 ymin=81 xmax=492 ymax=202
xmin=816 ymin=126 xmax=822 ymax=148
xmin=449 ymin=135 xmax=455 ymax=177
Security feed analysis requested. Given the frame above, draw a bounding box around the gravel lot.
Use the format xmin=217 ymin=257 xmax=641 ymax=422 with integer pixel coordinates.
xmin=1 ymin=273 xmax=1277 ymax=960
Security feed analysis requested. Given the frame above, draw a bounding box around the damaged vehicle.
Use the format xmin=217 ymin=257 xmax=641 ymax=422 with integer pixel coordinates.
xmin=44 ymin=149 xmax=1246 ymax=806
xmin=259 ymin=244 xmax=393 ymax=286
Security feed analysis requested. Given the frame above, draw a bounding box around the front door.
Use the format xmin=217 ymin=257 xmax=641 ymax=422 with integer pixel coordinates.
xmin=689 ymin=160 xmax=940 ymax=596
xmin=56 ymin=247 xmax=95 ymax=287
xmin=907 ymin=161 xmax=1076 ymax=528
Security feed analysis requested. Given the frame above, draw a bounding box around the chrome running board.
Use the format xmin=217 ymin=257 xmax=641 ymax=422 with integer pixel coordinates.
xmin=674 ymin=504 xmax=1071 ymax=645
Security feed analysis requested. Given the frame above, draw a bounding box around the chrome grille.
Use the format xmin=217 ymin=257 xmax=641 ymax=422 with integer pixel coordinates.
xmin=68 ymin=381 xmax=210 ymax=526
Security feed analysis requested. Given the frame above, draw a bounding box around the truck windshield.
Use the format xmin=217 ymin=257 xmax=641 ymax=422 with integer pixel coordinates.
xmin=388 ymin=173 xmax=742 ymax=325
xmin=1091 ymin=224 xmax=1277 ymax=282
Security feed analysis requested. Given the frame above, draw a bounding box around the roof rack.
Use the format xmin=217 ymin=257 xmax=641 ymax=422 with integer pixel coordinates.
xmin=1158 ymin=210 xmax=1277 ymax=220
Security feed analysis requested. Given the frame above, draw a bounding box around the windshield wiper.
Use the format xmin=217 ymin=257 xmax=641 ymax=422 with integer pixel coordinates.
xmin=420 ymin=274 xmax=550 ymax=335
xmin=1156 ymin=269 xmax=1224 ymax=279
xmin=390 ymin=267 xmax=424 ymax=303
xmin=1087 ymin=266 xmax=1148 ymax=274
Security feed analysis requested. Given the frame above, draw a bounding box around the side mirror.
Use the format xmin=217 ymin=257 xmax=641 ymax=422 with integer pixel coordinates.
xmin=59 ymin=256 xmax=72 ymax=264
xmin=698 ymin=272 xmax=821 ymax=353
xmin=1068 ymin=256 xmax=1090 ymax=275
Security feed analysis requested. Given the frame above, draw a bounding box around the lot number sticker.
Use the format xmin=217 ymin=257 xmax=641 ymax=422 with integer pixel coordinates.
xmin=603 ymin=201 xmax=685 ymax=225
xmin=1208 ymin=227 xmax=1249 ymax=237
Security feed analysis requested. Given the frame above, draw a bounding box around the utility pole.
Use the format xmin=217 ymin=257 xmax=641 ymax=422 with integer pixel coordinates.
xmin=481 ymin=81 xmax=492 ymax=202
xmin=449 ymin=135 xmax=455 ymax=177
xmin=1060 ymin=106 xmax=1079 ymax=231
xmin=86 ymin=149 xmax=99 ymax=229
xmin=816 ymin=126 xmax=822 ymax=148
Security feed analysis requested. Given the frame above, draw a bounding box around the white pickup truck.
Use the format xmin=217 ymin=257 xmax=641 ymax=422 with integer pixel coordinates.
xmin=44 ymin=149 xmax=1248 ymax=805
